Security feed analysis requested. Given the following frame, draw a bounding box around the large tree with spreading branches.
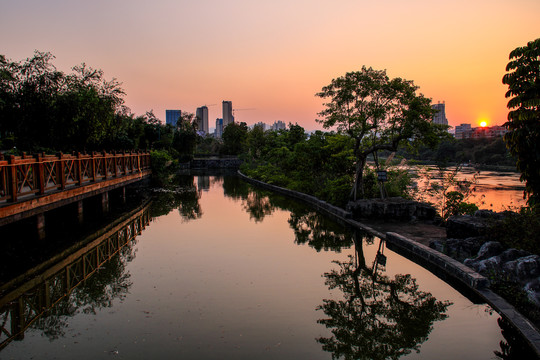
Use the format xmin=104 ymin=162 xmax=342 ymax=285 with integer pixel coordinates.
xmin=316 ymin=66 xmax=446 ymax=200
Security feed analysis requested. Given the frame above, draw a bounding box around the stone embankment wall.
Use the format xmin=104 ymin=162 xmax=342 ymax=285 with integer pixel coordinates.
xmin=190 ymin=158 xmax=242 ymax=169
xmin=347 ymin=197 xmax=437 ymax=221
xmin=237 ymin=171 xmax=540 ymax=355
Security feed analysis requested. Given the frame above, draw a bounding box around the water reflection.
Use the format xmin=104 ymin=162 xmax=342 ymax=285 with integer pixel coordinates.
xmin=0 ymin=205 xmax=149 ymax=350
xmin=316 ymin=234 xmax=451 ymax=360
xmin=150 ymin=174 xmax=202 ymax=220
xmin=1 ymin=174 xmax=529 ymax=359
xmin=221 ymin=177 xmax=454 ymax=358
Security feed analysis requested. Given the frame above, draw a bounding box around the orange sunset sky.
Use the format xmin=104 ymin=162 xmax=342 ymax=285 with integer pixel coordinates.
xmin=1 ymin=0 xmax=539 ymax=132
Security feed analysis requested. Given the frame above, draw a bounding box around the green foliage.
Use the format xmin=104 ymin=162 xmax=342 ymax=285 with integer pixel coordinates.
xmin=241 ymin=127 xmax=358 ymax=207
xmin=489 ymin=207 xmax=540 ymax=254
xmin=399 ymin=137 xmax=516 ymax=167
xmin=150 ymin=150 xmax=178 ymax=186
xmin=411 ymin=165 xmax=482 ymax=221
xmin=222 ymin=122 xmax=248 ymax=155
xmin=172 ymin=112 xmax=198 ymax=161
xmin=502 ymin=38 xmax=540 ymax=207
xmin=444 ymin=191 xmax=478 ymax=218
xmin=0 ymin=51 xmax=183 ymax=153
xmin=316 ymin=66 xmax=446 ymax=200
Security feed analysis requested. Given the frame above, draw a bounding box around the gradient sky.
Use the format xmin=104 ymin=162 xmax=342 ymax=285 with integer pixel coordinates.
xmin=1 ymin=0 xmax=539 ymax=131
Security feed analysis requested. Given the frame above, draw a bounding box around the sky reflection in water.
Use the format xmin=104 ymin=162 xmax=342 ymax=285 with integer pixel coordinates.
xmin=1 ymin=175 xmax=507 ymax=359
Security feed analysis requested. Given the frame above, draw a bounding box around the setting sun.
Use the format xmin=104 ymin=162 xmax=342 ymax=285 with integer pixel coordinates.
xmin=480 ymin=121 xmax=487 ymax=127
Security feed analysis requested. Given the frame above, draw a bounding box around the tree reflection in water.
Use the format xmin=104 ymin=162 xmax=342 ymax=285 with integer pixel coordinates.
xmin=317 ymin=234 xmax=451 ymax=360
xmin=223 ymin=178 xmax=451 ymax=359
xmin=150 ymin=174 xmax=202 ymax=220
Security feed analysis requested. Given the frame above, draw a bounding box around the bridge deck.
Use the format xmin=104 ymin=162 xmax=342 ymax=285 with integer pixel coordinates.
xmin=0 ymin=151 xmax=151 ymax=226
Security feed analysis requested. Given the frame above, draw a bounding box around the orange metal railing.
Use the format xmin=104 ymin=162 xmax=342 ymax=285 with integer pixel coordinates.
xmin=0 ymin=151 xmax=151 ymax=204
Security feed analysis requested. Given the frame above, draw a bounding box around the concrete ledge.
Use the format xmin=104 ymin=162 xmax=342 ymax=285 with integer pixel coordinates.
xmin=386 ymin=232 xmax=489 ymax=289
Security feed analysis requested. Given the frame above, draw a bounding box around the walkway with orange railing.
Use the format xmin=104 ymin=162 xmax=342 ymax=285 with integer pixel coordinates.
xmin=0 ymin=151 xmax=151 ymax=226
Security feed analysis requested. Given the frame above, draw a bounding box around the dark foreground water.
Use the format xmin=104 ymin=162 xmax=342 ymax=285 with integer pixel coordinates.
xmin=0 ymin=174 xmax=519 ymax=359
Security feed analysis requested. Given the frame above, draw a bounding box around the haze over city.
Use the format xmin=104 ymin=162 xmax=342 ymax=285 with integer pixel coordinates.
xmin=1 ymin=0 xmax=538 ymax=131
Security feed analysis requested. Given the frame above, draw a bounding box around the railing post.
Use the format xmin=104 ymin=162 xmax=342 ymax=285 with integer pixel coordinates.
xmin=8 ymin=155 xmax=18 ymax=202
xmin=102 ymin=151 xmax=108 ymax=180
xmin=92 ymin=152 xmax=97 ymax=182
xmin=113 ymin=151 xmax=118 ymax=177
xmin=35 ymin=153 xmax=45 ymax=195
xmin=77 ymin=152 xmax=83 ymax=186
xmin=57 ymin=152 xmax=66 ymax=190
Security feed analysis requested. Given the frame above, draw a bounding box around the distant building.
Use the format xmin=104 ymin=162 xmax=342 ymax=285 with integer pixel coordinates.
xmin=222 ymin=101 xmax=234 ymax=127
xmin=271 ymin=120 xmax=286 ymax=131
xmin=254 ymin=122 xmax=267 ymax=131
xmin=454 ymin=124 xmax=472 ymax=139
xmin=166 ymin=109 xmax=182 ymax=126
xmin=215 ymin=118 xmax=223 ymax=138
xmin=471 ymin=125 xmax=508 ymax=139
xmin=454 ymin=123 xmax=507 ymax=139
xmin=196 ymin=106 xmax=209 ymax=134
xmin=432 ymin=101 xmax=448 ymax=126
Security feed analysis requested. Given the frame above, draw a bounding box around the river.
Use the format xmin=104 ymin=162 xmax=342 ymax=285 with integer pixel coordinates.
xmin=0 ymin=173 xmax=529 ymax=359
xmin=408 ymin=165 xmax=526 ymax=212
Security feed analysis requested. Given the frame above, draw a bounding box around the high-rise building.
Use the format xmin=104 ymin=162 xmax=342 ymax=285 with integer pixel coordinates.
xmin=254 ymin=122 xmax=267 ymax=131
xmin=215 ymin=118 xmax=223 ymax=138
xmin=196 ymin=106 xmax=209 ymax=134
xmin=271 ymin=120 xmax=286 ymax=131
xmin=166 ymin=109 xmax=181 ymax=126
xmin=222 ymin=101 xmax=234 ymax=127
xmin=432 ymin=102 xmax=448 ymax=126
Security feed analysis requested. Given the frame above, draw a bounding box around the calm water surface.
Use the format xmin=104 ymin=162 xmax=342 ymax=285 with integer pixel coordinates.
xmin=1 ymin=175 xmax=511 ymax=359
xmin=410 ymin=166 xmax=526 ymax=211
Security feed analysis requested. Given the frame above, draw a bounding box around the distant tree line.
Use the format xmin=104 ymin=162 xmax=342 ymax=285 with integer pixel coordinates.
xmin=396 ymin=137 xmax=516 ymax=167
xmin=0 ymin=51 xmax=202 ymax=156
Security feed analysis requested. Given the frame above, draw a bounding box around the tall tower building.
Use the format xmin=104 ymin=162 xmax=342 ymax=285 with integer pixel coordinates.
xmin=222 ymin=101 xmax=234 ymax=127
xmin=432 ymin=102 xmax=448 ymax=126
xmin=215 ymin=118 xmax=223 ymax=138
xmin=165 ymin=109 xmax=181 ymax=126
xmin=196 ymin=106 xmax=209 ymax=134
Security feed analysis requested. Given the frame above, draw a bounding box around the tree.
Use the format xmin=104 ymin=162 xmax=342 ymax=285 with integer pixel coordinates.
xmin=222 ymin=121 xmax=248 ymax=155
xmin=502 ymin=38 xmax=540 ymax=207
xmin=316 ymin=66 xmax=446 ymax=200
xmin=172 ymin=112 xmax=198 ymax=160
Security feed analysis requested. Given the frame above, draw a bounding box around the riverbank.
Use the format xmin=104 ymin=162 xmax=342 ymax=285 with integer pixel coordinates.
xmin=237 ymin=170 xmax=540 ymax=357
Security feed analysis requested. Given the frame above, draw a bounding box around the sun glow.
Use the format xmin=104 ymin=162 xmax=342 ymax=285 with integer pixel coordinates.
xmin=480 ymin=121 xmax=487 ymax=127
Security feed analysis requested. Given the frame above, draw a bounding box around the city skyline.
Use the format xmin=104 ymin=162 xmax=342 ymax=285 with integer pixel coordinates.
xmin=1 ymin=0 xmax=538 ymax=131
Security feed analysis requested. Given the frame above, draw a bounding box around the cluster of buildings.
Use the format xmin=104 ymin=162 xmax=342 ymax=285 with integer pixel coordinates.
xmin=165 ymin=101 xmax=286 ymax=138
xmin=431 ymin=101 xmax=507 ymax=139
xmin=453 ymin=124 xmax=507 ymax=139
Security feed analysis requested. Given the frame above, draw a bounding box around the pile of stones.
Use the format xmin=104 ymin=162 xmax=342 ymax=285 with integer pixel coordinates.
xmin=429 ymin=210 xmax=540 ymax=306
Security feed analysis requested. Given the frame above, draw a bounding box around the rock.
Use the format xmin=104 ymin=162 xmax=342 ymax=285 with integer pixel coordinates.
xmin=446 ymin=215 xmax=490 ymax=239
xmin=474 ymin=209 xmax=501 ymax=219
xmin=499 ymin=248 xmax=530 ymax=262
xmin=475 ymin=241 xmax=504 ymax=261
xmin=474 ymin=256 xmax=504 ymax=275
xmin=429 ymin=239 xmax=446 ymax=253
xmin=346 ymin=198 xmax=436 ymax=221
xmin=524 ymin=278 xmax=540 ymax=306
xmin=516 ymin=255 xmax=540 ymax=279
